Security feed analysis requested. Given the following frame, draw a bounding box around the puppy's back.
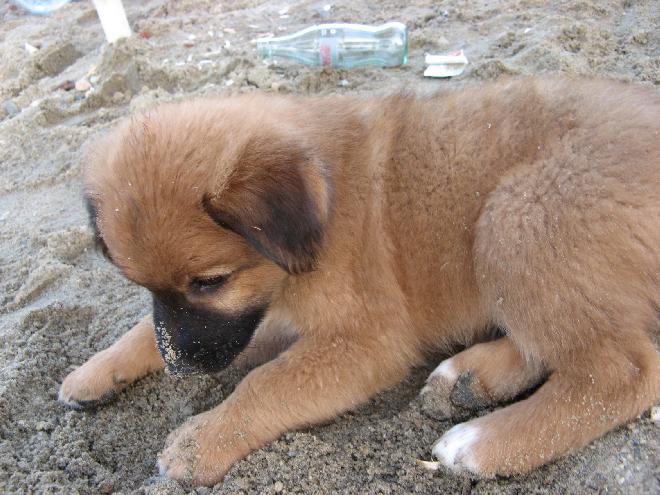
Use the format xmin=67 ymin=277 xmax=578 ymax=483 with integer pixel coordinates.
xmin=375 ymin=78 xmax=659 ymax=328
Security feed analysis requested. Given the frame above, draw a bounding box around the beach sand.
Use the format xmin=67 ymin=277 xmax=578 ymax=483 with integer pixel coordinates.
xmin=0 ymin=0 xmax=658 ymax=493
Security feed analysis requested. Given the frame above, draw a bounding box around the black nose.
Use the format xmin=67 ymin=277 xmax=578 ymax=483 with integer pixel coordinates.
xmin=152 ymin=292 xmax=266 ymax=376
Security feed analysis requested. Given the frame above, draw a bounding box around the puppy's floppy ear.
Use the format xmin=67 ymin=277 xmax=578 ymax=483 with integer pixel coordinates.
xmin=203 ymin=136 xmax=331 ymax=275
xmin=84 ymin=194 xmax=112 ymax=261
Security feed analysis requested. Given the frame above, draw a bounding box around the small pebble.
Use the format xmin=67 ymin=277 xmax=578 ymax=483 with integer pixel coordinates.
xmin=99 ymin=480 xmax=114 ymax=494
xmin=651 ymin=405 xmax=660 ymax=423
xmin=35 ymin=421 xmax=52 ymax=431
xmin=273 ymin=481 xmax=284 ymax=493
xmin=25 ymin=42 xmax=38 ymax=55
xmin=75 ymin=78 xmax=91 ymax=92
xmin=57 ymin=80 xmax=75 ymax=91
xmin=416 ymin=459 xmax=441 ymax=470
xmin=2 ymin=100 xmax=20 ymax=117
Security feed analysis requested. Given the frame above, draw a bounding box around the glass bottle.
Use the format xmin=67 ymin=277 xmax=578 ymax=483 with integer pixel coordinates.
xmin=256 ymin=22 xmax=408 ymax=69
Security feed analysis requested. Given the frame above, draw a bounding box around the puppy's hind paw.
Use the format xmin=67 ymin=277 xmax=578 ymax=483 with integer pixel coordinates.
xmin=420 ymin=357 xmax=491 ymax=421
xmin=431 ymin=423 xmax=482 ymax=475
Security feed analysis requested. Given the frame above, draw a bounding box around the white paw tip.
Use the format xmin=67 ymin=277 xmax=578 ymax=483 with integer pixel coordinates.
xmin=432 ymin=423 xmax=480 ymax=472
xmin=428 ymin=358 xmax=458 ymax=382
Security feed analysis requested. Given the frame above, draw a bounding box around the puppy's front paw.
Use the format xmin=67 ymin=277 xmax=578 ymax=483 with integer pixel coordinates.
xmin=58 ymin=351 xmax=129 ymax=408
xmin=158 ymin=410 xmax=249 ymax=486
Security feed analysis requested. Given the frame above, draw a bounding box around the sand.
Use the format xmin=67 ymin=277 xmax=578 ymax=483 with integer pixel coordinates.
xmin=0 ymin=0 xmax=658 ymax=493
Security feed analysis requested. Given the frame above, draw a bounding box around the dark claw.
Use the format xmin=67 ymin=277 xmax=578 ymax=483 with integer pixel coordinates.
xmin=59 ymin=390 xmax=118 ymax=410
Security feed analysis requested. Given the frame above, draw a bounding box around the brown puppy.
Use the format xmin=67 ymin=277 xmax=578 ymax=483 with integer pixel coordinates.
xmin=59 ymin=78 xmax=660 ymax=486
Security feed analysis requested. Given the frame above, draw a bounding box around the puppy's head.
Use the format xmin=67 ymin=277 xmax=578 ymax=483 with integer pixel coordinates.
xmin=85 ymin=97 xmax=331 ymax=375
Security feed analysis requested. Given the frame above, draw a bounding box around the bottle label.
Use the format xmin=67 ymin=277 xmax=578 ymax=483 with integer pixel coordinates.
xmin=319 ymin=35 xmax=339 ymax=66
xmin=320 ymin=44 xmax=332 ymax=66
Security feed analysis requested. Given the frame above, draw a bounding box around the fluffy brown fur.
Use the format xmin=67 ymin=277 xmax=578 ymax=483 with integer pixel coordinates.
xmin=59 ymin=78 xmax=660 ymax=485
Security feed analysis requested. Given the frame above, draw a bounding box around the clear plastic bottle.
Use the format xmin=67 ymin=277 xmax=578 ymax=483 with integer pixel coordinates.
xmin=11 ymin=0 xmax=71 ymax=14
xmin=256 ymin=22 xmax=408 ymax=69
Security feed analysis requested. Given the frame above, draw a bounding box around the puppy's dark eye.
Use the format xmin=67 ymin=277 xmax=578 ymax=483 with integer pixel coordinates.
xmin=190 ymin=274 xmax=228 ymax=292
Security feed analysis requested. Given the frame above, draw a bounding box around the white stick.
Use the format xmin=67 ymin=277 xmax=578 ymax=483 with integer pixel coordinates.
xmin=92 ymin=0 xmax=132 ymax=44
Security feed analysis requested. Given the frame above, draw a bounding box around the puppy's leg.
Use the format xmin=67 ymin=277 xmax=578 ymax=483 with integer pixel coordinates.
xmin=420 ymin=337 xmax=545 ymax=420
xmin=432 ymin=338 xmax=659 ymax=476
xmin=59 ymin=314 xmax=164 ymax=407
xmin=157 ymin=332 xmax=415 ymax=485
xmin=433 ymin=151 xmax=660 ymax=475
xmin=232 ymin=313 xmax=298 ymax=370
